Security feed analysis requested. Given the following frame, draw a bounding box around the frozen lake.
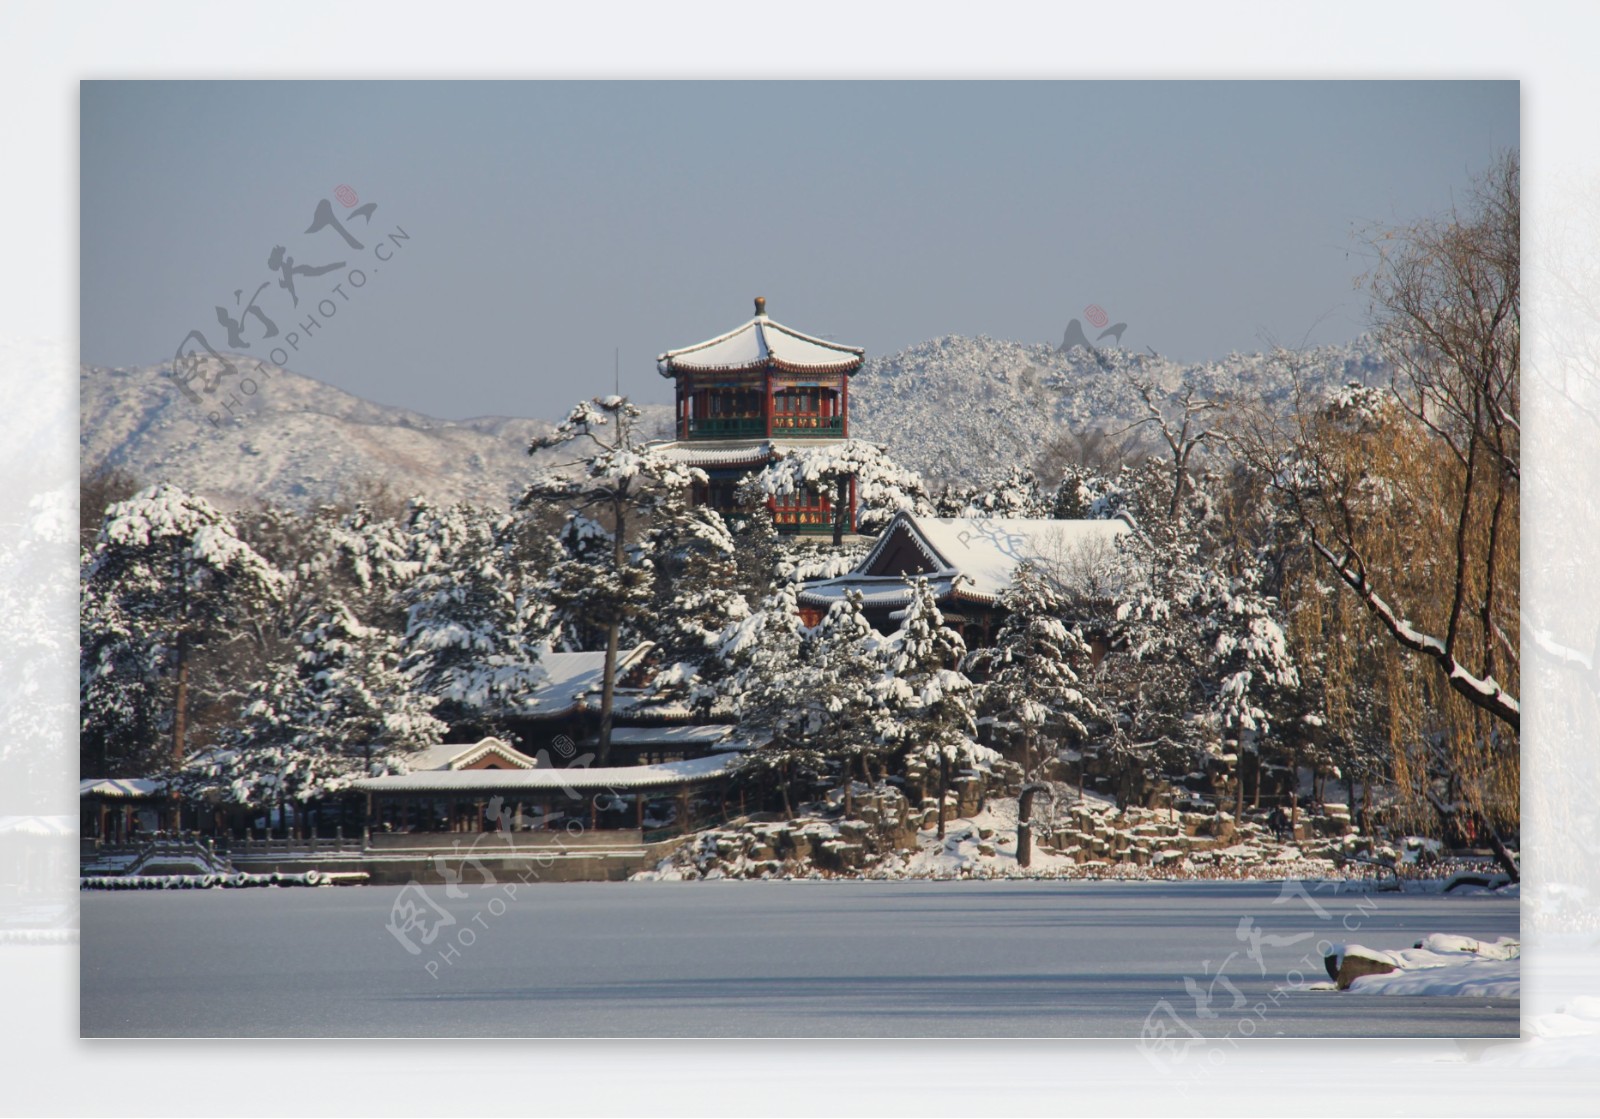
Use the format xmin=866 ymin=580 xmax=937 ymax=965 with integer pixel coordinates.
xmin=81 ymin=880 xmax=1518 ymax=1038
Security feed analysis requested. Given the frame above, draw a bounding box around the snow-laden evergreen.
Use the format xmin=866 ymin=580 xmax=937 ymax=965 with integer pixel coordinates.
xmin=873 ymin=579 xmax=996 ymax=837
xmin=806 ymin=590 xmax=891 ymax=790
xmin=965 ymin=561 xmax=1100 ymax=780
xmin=948 ymin=465 xmax=1053 ymax=519
xmin=640 ymin=494 xmax=750 ymax=668
xmin=723 ymin=583 xmax=822 ymax=819
xmin=754 ymin=438 xmax=933 ymax=536
xmin=396 ymin=500 xmax=549 ymax=720
xmin=523 ymin=395 xmax=705 ymax=763
xmin=204 ymin=600 xmax=446 ymax=809
xmin=81 ymin=483 xmax=282 ymax=780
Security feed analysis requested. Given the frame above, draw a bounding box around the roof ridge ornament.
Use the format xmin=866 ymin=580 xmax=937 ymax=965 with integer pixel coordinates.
xmin=754 ymin=295 xmax=768 ymax=318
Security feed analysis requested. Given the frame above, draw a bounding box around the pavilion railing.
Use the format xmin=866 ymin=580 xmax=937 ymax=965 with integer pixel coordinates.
xmin=773 ymin=507 xmax=840 ymax=534
xmin=770 ymin=415 xmax=844 ymax=437
xmin=687 ymin=416 xmax=766 ymax=438
xmin=226 ymin=834 xmax=366 ymax=858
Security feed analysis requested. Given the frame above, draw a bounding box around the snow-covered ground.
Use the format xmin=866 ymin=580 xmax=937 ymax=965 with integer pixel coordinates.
xmin=640 ymin=788 xmax=1483 ymax=887
xmin=872 ymin=796 xmax=1355 ymax=882
xmin=1332 ymin=934 xmax=1522 ymax=997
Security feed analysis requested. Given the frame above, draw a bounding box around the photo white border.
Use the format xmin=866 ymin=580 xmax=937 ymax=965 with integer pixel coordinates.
xmin=5 ymin=2 xmax=1597 ymax=1114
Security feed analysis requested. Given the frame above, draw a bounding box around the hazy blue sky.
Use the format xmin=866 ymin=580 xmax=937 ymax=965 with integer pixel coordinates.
xmin=81 ymin=80 xmax=1517 ymax=421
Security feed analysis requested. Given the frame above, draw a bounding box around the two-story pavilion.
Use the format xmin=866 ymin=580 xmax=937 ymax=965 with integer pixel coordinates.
xmin=654 ymin=297 xmax=864 ymax=534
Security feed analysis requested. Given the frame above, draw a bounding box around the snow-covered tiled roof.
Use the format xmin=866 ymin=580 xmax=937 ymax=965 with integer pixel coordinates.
xmin=649 ymin=436 xmax=861 ymax=469
xmin=0 ymin=815 xmax=75 ymax=836
xmin=79 ymin=777 xmax=168 ymax=800
xmin=607 ymin=725 xmax=739 ymax=747
xmin=912 ymin=517 xmax=1131 ymax=602
xmin=649 ymin=440 xmax=776 ymax=468
xmin=404 ymin=737 xmax=540 ymax=772
xmin=512 ymin=644 xmax=655 ymax=719
xmin=798 ymin=512 xmax=1132 ymax=608
xmin=658 ymin=299 xmax=864 ymax=377
xmin=353 ymin=753 xmax=735 ymax=794
xmin=798 ymin=575 xmax=947 ymax=610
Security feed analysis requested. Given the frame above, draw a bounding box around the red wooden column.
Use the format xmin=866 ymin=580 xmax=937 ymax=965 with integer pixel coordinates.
xmin=765 ymin=368 xmax=775 ymax=438
xmin=841 ymin=374 xmax=849 ymax=436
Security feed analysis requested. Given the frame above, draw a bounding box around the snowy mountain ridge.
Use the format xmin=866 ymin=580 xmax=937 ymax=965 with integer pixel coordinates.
xmin=81 ymin=334 xmax=1384 ymax=509
xmin=849 ymin=334 xmax=1387 ymax=487
xmin=80 ymin=357 xmax=672 ymax=512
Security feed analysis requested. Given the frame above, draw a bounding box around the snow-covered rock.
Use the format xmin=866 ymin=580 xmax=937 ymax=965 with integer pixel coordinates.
xmin=1327 ymin=934 xmax=1521 ymax=996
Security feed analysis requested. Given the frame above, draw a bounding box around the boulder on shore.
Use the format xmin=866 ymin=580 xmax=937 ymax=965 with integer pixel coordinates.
xmin=1325 ymin=946 xmax=1398 ymax=990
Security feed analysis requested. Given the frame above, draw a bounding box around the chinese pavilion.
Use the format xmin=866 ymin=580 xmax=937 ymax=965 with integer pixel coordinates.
xmin=655 ymin=297 xmax=863 ymax=534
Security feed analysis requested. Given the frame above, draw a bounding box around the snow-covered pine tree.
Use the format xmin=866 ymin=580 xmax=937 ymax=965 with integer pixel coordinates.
xmin=805 ymin=589 xmax=888 ymax=813
xmin=226 ymin=502 xmax=382 ymax=732
xmin=396 ymin=500 xmax=549 ymax=737
xmin=542 ymin=513 xmax=626 ymax=653
xmin=725 ymin=473 xmax=786 ymax=608
xmin=721 ymin=582 xmax=824 ymax=820
xmin=963 ymin=464 xmax=1051 ymax=518
xmin=321 ymin=501 xmax=418 ymax=626
xmin=965 ymin=560 xmax=1100 ymax=781
xmin=640 ymin=492 xmax=750 ymax=673
xmin=1107 ymin=460 xmax=1299 ymax=816
xmin=934 ymin=482 xmax=977 ymax=518
xmin=755 ymin=438 xmax=933 ymax=541
xmin=301 ymin=602 xmax=447 ymax=771
xmin=5 ymin=485 xmax=74 ymax=800
xmin=873 ymin=578 xmax=990 ymax=838
xmin=197 ymin=597 xmax=446 ymax=835
xmin=1050 ymin=462 xmax=1129 ymax=521
xmin=80 ymin=484 xmax=281 ymax=813
xmin=523 ymin=396 xmax=703 ymax=763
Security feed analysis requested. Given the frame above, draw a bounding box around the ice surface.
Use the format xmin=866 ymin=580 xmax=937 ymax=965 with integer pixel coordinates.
xmin=80 ymin=880 xmax=1517 ymax=1038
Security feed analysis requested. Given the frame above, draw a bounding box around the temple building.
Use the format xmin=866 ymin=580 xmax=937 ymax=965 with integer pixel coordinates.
xmin=350 ymin=738 xmax=737 ymax=839
xmin=654 ymin=297 xmax=864 ymax=534
xmin=796 ymin=511 xmax=1133 ymax=649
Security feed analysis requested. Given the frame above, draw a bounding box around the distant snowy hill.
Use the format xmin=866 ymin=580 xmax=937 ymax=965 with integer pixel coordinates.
xmin=849 ymin=336 xmax=1387 ymax=487
xmin=82 ymin=336 xmax=1383 ymax=509
xmin=80 ymin=358 xmax=674 ymax=511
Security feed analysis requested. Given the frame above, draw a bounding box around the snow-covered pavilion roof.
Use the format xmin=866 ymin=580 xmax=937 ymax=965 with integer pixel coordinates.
xmin=0 ymin=815 xmax=75 ymax=837
xmin=607 ymin=725 xmax=749 ymax=751
xmin=658 ymin=298 xmax=864 ymax=378
xmin=79 ymin=777 xmax=168 ymax=800
xmin=648 ymin=436 xmax=865 ymax=470
xmin=648 ymin=440 xmax=777 ymax=469
xmin=798 ymin=512 xmax=1132 ymax=609
xmin=352 ymin=753 xmax=736 ymax=794
xmin=511 ymin=644 xmax=655 ymax=719
xmin=403 ymin=737 xmax=540 ymax=772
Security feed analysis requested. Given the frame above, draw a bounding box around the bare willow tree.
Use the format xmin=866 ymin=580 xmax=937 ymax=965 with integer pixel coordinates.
xmin=1113 ymin=376 xmax=1227 ymax=519
xmin=1236 ymin=152 xmax=1521 ymax=876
